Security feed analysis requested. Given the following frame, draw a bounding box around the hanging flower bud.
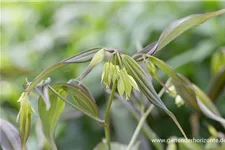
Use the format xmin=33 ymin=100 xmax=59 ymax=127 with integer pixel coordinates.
xmin=17 ymin=92 xmax=32 ymax=150
xmin=89 ymin=49 xmax=105 ymax=68
xmin=117 ymin=68 xmax=139 ymax=100
xmin=80 ymin=49 xmax=105 ymax=80
xmin=101 ymin=62 xmax=111 ymax=88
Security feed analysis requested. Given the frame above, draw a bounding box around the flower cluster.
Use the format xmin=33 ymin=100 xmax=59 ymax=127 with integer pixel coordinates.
xmin=101 ymin=62 xmax=139 ymax=99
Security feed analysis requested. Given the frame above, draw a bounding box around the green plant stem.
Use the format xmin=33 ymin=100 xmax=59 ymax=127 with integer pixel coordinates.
xmin=104 ymin=83 xmax=117 ymax=150
xmin=126 ymin=86 xmax=165 ymax=150
xmin=126 ymin=104 xmax=154 ymax=150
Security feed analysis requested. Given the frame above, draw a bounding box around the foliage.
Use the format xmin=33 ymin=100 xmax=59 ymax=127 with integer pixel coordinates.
xmin=1 ymin=2 xmax=225 ymax=150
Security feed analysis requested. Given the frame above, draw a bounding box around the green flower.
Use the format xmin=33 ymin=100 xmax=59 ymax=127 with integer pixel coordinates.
xmin=117 ymin=68 xmax=139 ymax=100
xmin=101 ymin=62 xmax=139 ymax=99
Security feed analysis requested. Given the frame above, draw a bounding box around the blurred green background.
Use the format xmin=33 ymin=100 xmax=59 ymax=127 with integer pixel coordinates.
xmin=1 ymin=1 xmax=225 ymax=150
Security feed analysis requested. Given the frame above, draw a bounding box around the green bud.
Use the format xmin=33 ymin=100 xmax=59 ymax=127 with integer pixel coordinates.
xmin=89 ymin=49 xmax=105 ymax=68
xmin=101 ymin=62 xmax=110 ymax=88
xmin=117 ymin=76 xmax=125 ymax=97
xmin=17 ymin=92 xmax=32 ymax=150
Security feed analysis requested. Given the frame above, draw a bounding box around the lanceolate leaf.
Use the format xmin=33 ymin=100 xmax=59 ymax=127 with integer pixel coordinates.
xmin=156 ymin=9 xmax=225 ymax=51
xmin=38 ymin=86 xmax=66 ymax=150
xmin=121 ymin=54 xmax=187 ymax=138
xmin=51 ymin=82 xmax=99 ymax=120
xmin=133 ymin=9 xmax=225 ymax=58
xmin=148 ymin=55 xmax=225 ymax=128
xmin=0 ymin=119 xmax=23 ymax=150
xmin=62 ymin=47 xmax=102 ymax=63
xmin=26 ymin=47 xmax=103 ymax=93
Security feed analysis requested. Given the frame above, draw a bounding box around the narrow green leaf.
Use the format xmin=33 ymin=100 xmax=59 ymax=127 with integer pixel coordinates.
xmin=0 ymin=119 xmax=23 ymax=150
xmin=133 ymin=9 xmax=225 ymax=58
xmin=38 ymin=86 xmax=66 ymax=150
xmin=156 ymin=9 xmax=225 ymax=51
xmin=62 ymin=47 xmax=102 ymax=63
xmin=54 ymin=82 xmax=99 ymax=119
xmin=149 ymin=55 xmax=225 ymax=128
xmin=26 ymin=47 xmax=103 ymax=94
xmin=122 ymin=54 xmax=187 ymax=138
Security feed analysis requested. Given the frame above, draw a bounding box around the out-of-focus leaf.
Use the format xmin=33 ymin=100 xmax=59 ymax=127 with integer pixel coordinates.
xmin=133 ymin=9 xmax=225 ymax=57
xmin=211 ymin=50 xmax=225 ymax=75
xmin=94 ymin=140 xmax=140 ymax=150
xmin=0 ymin=119 xmax=23 ymax=150
xmin=194 ymin=85 xmax=225 ymax=126
xmin=148 ymin=55 xmax=225 ymax=128
xmin=35 ymin=77 xmax=51 ymax=110
xmin=156 ymin=9 xmax=225 ymax=52
xmin=178 ymin=138 xmax=202 ymax=150
xmin=166 ymin=137 xmax=177 ymax=150
xmin=207 ymin=67 xmax=225 ymax=101
xmin=121 ymin=54 xmax=187 ymax=138
xmin=38 ymin=86 xmax=66 ymax=150
xmin=52 ymin=82 xmax=99 ymax=120
xmin=17 ymin=92 xmax=32 ymax=150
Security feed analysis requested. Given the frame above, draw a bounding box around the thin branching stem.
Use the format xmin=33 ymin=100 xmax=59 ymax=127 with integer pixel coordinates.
xmin=104 ymin=83 xmax=117 ymax=150
xmin=126 ymin=86 xmax=165 ymax=150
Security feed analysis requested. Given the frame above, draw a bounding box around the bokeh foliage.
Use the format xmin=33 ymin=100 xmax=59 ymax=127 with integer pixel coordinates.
xmin=1 ymin=1 xmax=225 ymax=150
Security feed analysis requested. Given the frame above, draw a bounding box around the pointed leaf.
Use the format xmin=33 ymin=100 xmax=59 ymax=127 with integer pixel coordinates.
xmin=133 ymin=9 xmax=225 ymax=58
xmin=53 ymin=82 xmax=99 ymax=119
xmin=156 ymin=9 xmax=225 ymax=51
xmin=26 ymin=47 xmax=103 ymax=93
xmin=38 ymin=86 xmax=66 ymax=150
xmin=62 ymin=47 xmax=102 ymax=63
xmin=149 ymin=55 xmax=225 ymax=128
xmin=121 ymin=54 xmax=187 ymax=138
